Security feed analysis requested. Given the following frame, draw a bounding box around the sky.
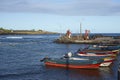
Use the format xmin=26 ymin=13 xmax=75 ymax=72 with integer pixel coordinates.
xmin=0 ymin=0 xmax=120 ymax=33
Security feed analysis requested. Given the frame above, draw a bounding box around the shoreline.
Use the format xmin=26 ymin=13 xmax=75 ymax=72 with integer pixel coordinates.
xmin=0 ymin=29 xmax=57 ymax=35
xmin=0 ymin=32 xmax=57 ymax=35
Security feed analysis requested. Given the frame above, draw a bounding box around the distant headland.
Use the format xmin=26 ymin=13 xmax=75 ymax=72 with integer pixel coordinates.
xmin=0 ymin=27 xmax=57 ymax=35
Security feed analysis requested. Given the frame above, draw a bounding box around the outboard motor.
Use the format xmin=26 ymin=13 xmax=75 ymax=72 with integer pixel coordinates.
xmin=67 ymin=52 xmax=72 ymax=57
xmin=64 ymin=52 xmax=72 ymax=58
xmin=40 ymin=56 xmax=49 ymax=62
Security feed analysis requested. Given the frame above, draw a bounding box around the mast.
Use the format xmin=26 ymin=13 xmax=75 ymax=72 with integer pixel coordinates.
xmin=80 ymin=23 xmax=82 ymax=39
xmin=59 ymin=25 xmax=62 ymax=37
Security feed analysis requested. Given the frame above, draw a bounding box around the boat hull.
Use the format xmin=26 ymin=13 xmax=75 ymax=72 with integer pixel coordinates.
xmin=45 ymin=59 xmax=103 ymax=69
xmin=45 ymin=62 xmax=101 ymax=69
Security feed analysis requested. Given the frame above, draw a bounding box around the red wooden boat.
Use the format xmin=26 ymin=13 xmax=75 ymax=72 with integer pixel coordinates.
xmin=41 ymin=57 xmax=104 ymax=69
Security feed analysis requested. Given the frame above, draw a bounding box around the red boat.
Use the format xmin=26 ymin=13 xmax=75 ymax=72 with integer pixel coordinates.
xmin=41 ymin=57 xmax=104 ymax=69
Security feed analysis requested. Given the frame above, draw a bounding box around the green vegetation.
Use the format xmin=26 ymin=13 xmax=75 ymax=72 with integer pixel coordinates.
xmin=0 ymin=27 xmax=57 ymax=35
xmin=0 ymin=27 xmax=11 ymax=33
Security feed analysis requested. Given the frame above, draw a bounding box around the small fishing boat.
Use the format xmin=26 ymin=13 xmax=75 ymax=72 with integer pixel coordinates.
xmin=41 ymin=56 xmax=104 ymax=69
xmin=79 ymin=45 xmax=120 ymax=54
xmin=77 ymin=51 xmax=116 ymax=57
xmin=71 ymin=52 xmax=115 ymax=67
xmin=74 ymin=46 xmax=117 ymax=67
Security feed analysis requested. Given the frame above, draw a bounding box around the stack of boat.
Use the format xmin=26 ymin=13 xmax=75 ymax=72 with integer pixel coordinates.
xmin=41 ymin=45 xmax=120 ymax=69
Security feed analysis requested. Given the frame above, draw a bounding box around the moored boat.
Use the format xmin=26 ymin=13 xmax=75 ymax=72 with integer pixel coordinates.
xmin=73 ymin=50 xmax=116 ymax=67
xmin=80 ymin=45 xmax=120 ymax=54
xmin=71 ymin=51 xmax=115 ymax=67
xmin=41 ymin=45 xmax=119 ymax=69
xmin=77 ymin=51 xmax=116 ymax=57
xmin=41 ymin=57 xmax=103 ymax=69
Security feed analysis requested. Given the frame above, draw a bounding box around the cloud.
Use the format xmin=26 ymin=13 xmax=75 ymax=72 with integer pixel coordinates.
xmin=0 ymin=0 xmax=120 ymax=15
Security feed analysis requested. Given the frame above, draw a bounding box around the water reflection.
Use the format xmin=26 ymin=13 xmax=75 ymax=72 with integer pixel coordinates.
xmin=99 ymin=67 xmax=112 ymax=73
xmin=44 ymin=66 xmax=105 ymax=80
xmin=43 ymin=65 xmax=117 ymax=80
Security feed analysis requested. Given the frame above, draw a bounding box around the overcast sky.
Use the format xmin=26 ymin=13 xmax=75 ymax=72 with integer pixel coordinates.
xmin=0 ymin=0 xmax=120 ymax=33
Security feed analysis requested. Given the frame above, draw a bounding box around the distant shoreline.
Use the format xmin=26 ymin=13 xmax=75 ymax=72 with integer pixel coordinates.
xmin=0 ymin=31 xmax=57 ymax=35
xmin=0 ymin=32 xmax=57 ymax=35
xmin=0 ymin=28 xmax=57 ymax=35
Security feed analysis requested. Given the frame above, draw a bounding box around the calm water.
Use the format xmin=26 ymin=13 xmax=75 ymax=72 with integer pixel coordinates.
xmin=0 ymin=34 xmax=119 ymax=80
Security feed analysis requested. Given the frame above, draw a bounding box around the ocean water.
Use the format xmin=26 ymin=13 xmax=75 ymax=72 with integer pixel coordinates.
xmin=0 ymin=34 xmax=119 ymax=80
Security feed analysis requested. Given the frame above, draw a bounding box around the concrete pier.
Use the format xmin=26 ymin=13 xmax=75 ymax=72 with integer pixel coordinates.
xmin=54 ymin=35 xmax=120 ymax=45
